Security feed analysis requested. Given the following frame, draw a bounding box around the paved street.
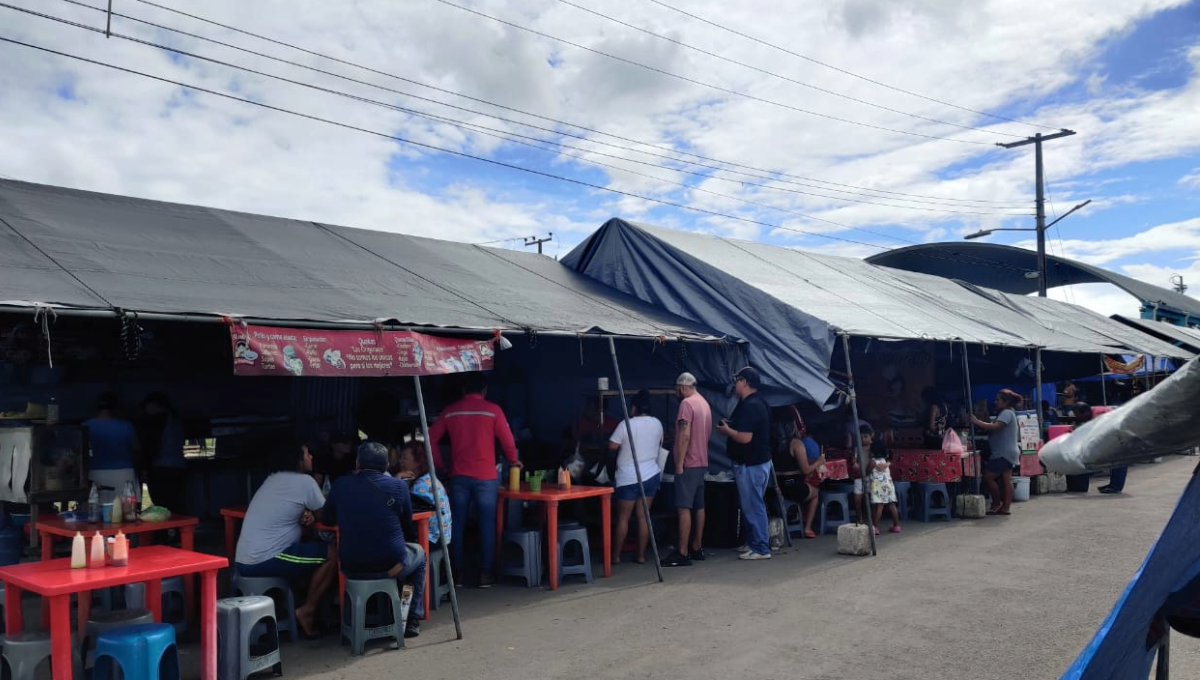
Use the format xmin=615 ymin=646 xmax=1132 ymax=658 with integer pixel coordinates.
xmin=265 ymin=457 xmax=1199 ymax=680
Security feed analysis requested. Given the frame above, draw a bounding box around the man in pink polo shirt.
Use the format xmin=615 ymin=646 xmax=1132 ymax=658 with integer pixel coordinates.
xmin=428 ymin=374 xmax=520 ymax=588
xmin=662 ymin=372 xmax=712 ymax=567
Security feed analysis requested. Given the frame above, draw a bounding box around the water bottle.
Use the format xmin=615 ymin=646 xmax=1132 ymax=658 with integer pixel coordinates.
xmin=123 ymin=481 xmax=138 ymax=521
xmin=87 ymin=483 xmax=101 ymax=523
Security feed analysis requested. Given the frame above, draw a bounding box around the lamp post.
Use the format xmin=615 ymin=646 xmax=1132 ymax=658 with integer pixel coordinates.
xmin=964 ymin=199 xmax=1091 ymax=297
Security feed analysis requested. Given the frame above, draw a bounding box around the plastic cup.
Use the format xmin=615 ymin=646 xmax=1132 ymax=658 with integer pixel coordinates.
xmin=101 ymin=503 xmax=113 ymax=523
xmin=528 ymin=475 xmax=542 ymax=493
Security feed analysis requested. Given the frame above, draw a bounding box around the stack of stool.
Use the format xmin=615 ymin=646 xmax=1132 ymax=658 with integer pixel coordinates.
xmin=428 ymin=548 xmax=453 ymax=611
xmin=818 ymin=490 xmax=852 ymax=535
xmin=500 ymin=529 xmax=542 ymax=588
xmin=340 ymin=576 xmax=408 ymax=655
xmin=92 ymin=623 xmax=179 ymax=680
xmin=1 ymin=631 xmax=83 ymax=680
xmin=124 ymin=577 xmax=188 ymax=636
xmin=914 ymin=482 xmax=952 ymax=522
xmin=231 ymin=574 xmax=297 ymax=643
xmin=81 ymin=608 xmax=155 ymax=667
xmin=556 ymin=526 xmax=593 ymax=585
xmin=218 ymin=596 xmax=282 ymax=680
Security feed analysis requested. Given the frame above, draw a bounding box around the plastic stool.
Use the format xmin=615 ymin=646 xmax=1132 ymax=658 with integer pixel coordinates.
xmin=782 ymin=500 xmax=804 ymax=535
xmin=818 ymin=491 xmax=852 ymax=534
xmin=92 ymin=623 xmax=179 ymax=680
xmin=556 ymin=526 xmax=593 ymax=584
xmin=125 ymin=577 xmax=188 ymax=636
xmin=892 ymin=481 xmax=912 ymax=520
xmin=217 ymin=596 xmax=282 ymax=680
xmin=500 ymin=529 xmax=542 ymax=588
xmin=231 ymin=574 xmax=297 ymax=643
xmin=915 ymin=483 xmax=952 ymax=522
xmin=340 ymin=577 xmax=408 ymax=655
xmin=82 ymin=608 xmax=155 ymax=666
xmin=428 ymin=548 xmax=452 ymax=611
xmin=1 ymin=631 xmax=83 ymax=680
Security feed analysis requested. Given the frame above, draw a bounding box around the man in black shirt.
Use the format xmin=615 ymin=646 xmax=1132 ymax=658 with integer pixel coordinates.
xmin=312 ymin=431 xmax=357 ymax=491
xmin=717 ymin=366 xmax=773 ymax=561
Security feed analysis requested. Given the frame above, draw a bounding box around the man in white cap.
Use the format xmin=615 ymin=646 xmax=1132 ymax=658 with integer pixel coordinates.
xmin=662 ymin=372 xmax=712 ymax=567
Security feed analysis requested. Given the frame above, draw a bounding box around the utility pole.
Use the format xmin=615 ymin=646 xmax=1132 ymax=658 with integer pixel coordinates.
xmin=1171 ymin=274 xmax=1187 ymax=294
xmin=997 ymin=129 xmax=1076 ymax=297
xmin=523 ymin=233 xmax=553 ymax=255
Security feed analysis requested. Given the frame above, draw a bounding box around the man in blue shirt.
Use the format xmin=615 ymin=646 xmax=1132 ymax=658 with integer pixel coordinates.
xmin=324 ymin=442 xmax=427 ymax=638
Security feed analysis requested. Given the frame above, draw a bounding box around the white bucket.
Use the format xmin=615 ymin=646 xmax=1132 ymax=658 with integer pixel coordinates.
xmin=1012 ymin=476 xmax=1031 ymax=502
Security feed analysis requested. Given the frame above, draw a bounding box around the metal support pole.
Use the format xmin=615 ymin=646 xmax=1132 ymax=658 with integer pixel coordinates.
xmin=962 ymin=341 xmax=979 ymax=494
xmin=1145 ymin=356 xmax=1153 ymax=393
xmin=1034 ymin=348 xmax=1044 ymax=433
xmin=607 ymin=337 xmax=664 ymax=582
xmin=1035 ymin=135 xmax=1047 ymax=297
xmin=1100 ymin=355 xmax=1108 ymax=406
xmin=840 ymin=334 xmax=876 ymax=555
xmin=1155 ymin=627 xmax=1170 ymax=680
xmin=413 ymin=375 xmax=463 ymax=639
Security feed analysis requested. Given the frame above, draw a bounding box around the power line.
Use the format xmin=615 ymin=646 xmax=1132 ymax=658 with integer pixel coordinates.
xmin=433 ymin=0 xmax=998 ymax=146
xmin=555 ymin=0 xmax=1024 ymax=139
xmin=0 ymin=34 xmax=900 ymax=252
xmin=116 ymin=0 xmax=1028 ymax=207
xmin=643 ymin=0 xmax=1058 ymax=132
xmin=43 ymin=0 xmax=1031 ymax=216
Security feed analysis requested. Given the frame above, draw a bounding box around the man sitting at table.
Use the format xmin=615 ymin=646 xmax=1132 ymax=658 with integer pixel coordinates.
xmin=324 ymin=441 xmax=427 ymax=639
xmin=235 ymin=439 xmax=337 ymax=639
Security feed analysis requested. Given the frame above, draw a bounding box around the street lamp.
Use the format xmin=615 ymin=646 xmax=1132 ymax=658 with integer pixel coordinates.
xmin=963 ymin=199 xmax=1091 ymax=296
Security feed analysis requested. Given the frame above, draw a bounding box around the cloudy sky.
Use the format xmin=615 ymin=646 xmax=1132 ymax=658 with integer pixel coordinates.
xmin=1 ymin=0 xmax=1198 ymax=317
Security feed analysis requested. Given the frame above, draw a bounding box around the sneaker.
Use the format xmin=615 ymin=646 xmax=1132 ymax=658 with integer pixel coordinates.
xmin=478 ymin=574 xmax=495 ymax=589
xmin=688 ymin=549 xmax=706 ymax=562
xmin=735 ymin=544 xmax=749 ymax=554
xmin=1099 ymin=486 xmax=1122 ymax=495
xmin=404 ymin=617 xmax=421 ymax=639
xmin=873 ymin=527 xmax=881 ymax=536
xmin=889 ymin=525 xmax=902 ymax=534
xmin=738 ymin=551 xmax=772 ymax=561
xmin=661 ymin=550 xmax=693 ymax=567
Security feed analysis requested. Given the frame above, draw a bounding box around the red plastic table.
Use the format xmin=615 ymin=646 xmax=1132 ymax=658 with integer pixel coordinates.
xmin=496 ymin=484 xmax=613 ymax=590
xmin=220 ymin=507 xmax=434 ymax=619
xmin=36 ymin=515 xmax=200 ymax=626
xmin=0 ymin=546 xmax=226 ymax=680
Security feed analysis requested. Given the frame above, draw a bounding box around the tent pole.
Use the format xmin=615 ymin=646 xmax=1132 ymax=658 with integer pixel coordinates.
xmin=1156 ymin=627 xmax=1170 ymax=680
xmin=840 ymin=333 xmax=877 ymax=556
xmin=413 ymin=375 xmax=463 ymax=639
xmin=1145 ymin=355 xmax=1153 ymax=392
xmin=962 ymin=341 xmax=979 ymax=494
xmin=607 ymin=336 xmax=664 ymax=582
xmin=1100 ymin=355 xmax=1108 ymax=406
xmin=1035 ymin=348 xmax=1044 ymax=434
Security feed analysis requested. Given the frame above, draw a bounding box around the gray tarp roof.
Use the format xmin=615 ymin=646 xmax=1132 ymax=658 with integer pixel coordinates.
xmin=1113 ymin=315 xmax=1200 ymax=353
xmin=563 ymin=219 xmax=1192 ymax=403
xmin=0 ymin=180 xmax=726 ymax=341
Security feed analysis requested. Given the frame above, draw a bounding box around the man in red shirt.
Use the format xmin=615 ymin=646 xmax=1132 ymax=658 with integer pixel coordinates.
xmin=428 ymin=374 xmax=520 ymax=587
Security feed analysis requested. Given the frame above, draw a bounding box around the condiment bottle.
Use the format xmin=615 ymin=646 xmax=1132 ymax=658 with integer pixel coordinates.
xmin=111 ymin=531 xmax=128 ymax=567
xmin=70 ymin=531 xmax=87 ymax=569
xmin=89 ymin=533 xmax=105 ymax=568
xmin=111 ymin=494 xmax=123 ymax=524
xmin=508 ymin=466 xmax=520 ymax=492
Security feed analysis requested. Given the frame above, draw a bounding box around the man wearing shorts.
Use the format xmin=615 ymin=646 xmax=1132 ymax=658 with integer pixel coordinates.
xmin=235 ymin=441 xmax=338 ymax=638
xmin=662 ymin=373 xmax=711 ymax=567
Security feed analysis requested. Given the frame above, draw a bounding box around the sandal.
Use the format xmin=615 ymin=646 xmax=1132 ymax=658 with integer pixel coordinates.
xmin=804 ymin=530 xmax=818 ymax=539
xmin=997 ymin=510 xmax=1012 ymax=516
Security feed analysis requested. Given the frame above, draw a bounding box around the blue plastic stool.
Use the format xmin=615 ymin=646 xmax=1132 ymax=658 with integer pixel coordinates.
xmin=914 ymin=483 xmax=952 ymax=522
xmin=892 ymin=481 xmax=912 ymax=520
xmin=818 ymin=491 xmax=852 ymax=535
xmin=92 ymin=623 xmax=180 ymax=680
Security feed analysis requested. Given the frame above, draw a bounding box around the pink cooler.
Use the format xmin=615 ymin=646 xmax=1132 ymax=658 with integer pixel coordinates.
xmin=1047 ymin=424 xmax=1072 ymax=441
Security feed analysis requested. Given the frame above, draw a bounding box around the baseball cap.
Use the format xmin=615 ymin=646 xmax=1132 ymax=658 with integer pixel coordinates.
xmin=675 ymin=372 xmax=697 ymax=387
xmin=732 ymin=366 xmax=761 ymax=389
xmin=356 ymin=441 xmax=389 ymax=472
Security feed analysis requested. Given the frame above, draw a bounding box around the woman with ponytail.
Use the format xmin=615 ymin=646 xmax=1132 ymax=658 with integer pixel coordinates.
xmin=970 ymin=389 xmax=1023 ymax=516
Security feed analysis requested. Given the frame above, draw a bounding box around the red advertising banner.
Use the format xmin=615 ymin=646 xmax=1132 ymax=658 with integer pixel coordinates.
xmin=230 ymin=324 xmax=495 ymax=377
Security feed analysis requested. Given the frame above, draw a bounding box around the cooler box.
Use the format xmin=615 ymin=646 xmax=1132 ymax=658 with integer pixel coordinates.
xmin=1019 ymin=452 xmax=1043 ymax=477
xmin=1047 ymin=424 xmax=1072 ymax=441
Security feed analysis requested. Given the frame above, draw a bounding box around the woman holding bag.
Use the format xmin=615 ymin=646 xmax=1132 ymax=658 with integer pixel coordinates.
xmin=608 ymin=391 xmax=663 ymax=565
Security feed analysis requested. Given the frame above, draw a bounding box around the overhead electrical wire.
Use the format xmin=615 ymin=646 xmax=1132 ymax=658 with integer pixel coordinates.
xmin=117 ymin=0 xmax=1029 ymax=207
xmin=40 ymin=0 xmax=1033 ymax=216
xmin=554 ymin=0 xmax=1025 ymax=139
xmin=433 ymin=0 xmax=999 ymax=146
xmin=643 ymin=0 xmax=1059 ymax=132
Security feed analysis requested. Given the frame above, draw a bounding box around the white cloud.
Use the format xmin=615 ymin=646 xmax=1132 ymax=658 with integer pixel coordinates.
xmin=1181 ymin=168 xmax=1200 ymax=189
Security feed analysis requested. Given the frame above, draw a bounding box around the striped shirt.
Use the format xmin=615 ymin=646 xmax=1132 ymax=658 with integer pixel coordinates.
xmin=427 ymin=393 xmax=519 ymax=479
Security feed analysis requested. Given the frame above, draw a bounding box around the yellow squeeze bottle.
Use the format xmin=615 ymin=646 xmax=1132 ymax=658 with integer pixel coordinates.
xmin=508 ymin=466 xmax=520 ymax=492
xmin=70 ymin=531 xmax=86 ymax=569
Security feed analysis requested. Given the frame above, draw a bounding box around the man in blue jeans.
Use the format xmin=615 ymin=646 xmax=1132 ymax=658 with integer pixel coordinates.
xmin=428 ymin=375 xmax=521 ymax=587
xmin=718 ymin=366 xmax=774 ymax=561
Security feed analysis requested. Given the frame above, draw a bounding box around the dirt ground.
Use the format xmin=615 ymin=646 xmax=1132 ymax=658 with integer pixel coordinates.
xmin=33 ymin=456 xmax=1200 ymax=680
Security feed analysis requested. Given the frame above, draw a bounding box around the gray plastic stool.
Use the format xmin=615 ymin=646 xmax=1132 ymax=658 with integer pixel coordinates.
xmin=818 ymin=491 xmax=852 ymax=534
xmin=81 ymin=608 xmax=155 ymax=666
xmin=556 ymin=526 xmax=593 ymax=585
xmin=1 ymin=630 xmax=83 ymax=680
xmin=231 ymin=574 xmax=297 ymax=643
xmin=340 ymin=577 xmax=408 ymax=655
xmin=217 ymin=596 xmax=282 ymax=680
xmin=125 ymin=576 xmax=188 ymax=636
xmin=893 ymin=481 xmax=912 ymax=520
xmin=428 ymin=548 xmax=452 ymax=611
xmin=500 ymin=529 xmax=541 ymax=588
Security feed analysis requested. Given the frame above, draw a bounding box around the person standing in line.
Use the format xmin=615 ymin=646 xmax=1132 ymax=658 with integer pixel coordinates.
xmin=971 ymin=389 xmax=1023 ymax=516
xmin=608 ymin=390 xmax=663 ymax=565
xmin=661 ymin=373 xmax=711 ymax=568
xmin=141 ymin=392 xmax=186 ymax=514
xmin=427 ymin=374 xmax=520 ymax=588
xmin=718 ymin=366 xmax=773 ymax=561
xmin=84 ymin=393 xmax=140 ymax=506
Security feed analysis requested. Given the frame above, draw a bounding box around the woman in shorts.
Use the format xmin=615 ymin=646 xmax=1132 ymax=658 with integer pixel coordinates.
xmin=607 ymin=391 xmax=663 ymax=565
